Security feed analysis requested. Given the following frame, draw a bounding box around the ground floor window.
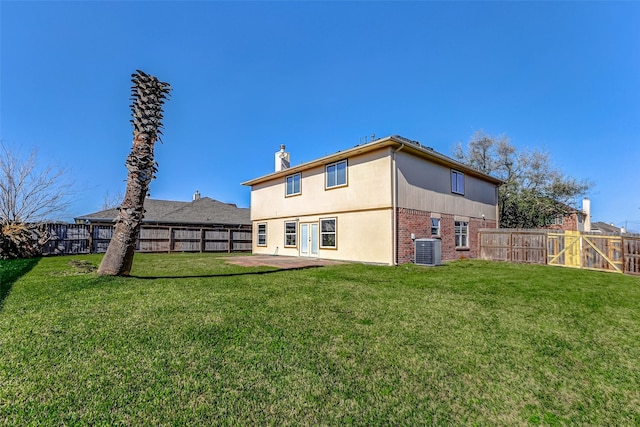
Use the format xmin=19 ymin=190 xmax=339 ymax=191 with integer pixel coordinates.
xmin=320 ymin=218 xmax=337 ymax=248
xmin=455 ymin=221 xmax=468 ymax=248
xmin=257 ymin=223 xmax=267 ymax=246
xmin=285 ymin=221 xmax=297 ymax=247
xmin=431 ymin=218 xmax=440 ymax=236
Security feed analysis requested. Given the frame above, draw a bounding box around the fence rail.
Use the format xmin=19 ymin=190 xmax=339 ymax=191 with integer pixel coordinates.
xmin=41 ymin=223 xmax=252 ymax=256
xmin=479 ymin=229 xmax=640 ymax=276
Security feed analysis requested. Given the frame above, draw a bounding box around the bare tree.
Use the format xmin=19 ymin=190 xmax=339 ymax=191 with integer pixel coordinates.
xmin=0 ymin=143 xmax=72 ymax=259
xmin=0 ymin=143 xmax=73 ymax=224
xmin=101 ymin=190 xmax=125 ymax=211
xmin=98 ymin=70 xmax=171 ymax=276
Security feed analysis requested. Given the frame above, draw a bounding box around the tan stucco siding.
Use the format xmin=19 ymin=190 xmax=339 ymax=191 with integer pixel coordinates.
xmin=395 ymin=151 xmax=498 ymax=220
xmin=251 ymin=209 xmax=394 ymax=264
xmin=250 ymin=149 xmax=393 ymax=221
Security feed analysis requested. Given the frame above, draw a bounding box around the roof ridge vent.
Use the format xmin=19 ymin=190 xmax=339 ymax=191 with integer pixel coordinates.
xmin=392 ymin=135 xmax=434 ymax=150
xmin=392 ymin=135 xmax=421 ymax=146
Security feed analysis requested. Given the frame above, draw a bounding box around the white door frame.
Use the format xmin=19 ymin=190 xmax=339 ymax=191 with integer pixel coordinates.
xmin=300 ymin=222 xmax=319 ymax=257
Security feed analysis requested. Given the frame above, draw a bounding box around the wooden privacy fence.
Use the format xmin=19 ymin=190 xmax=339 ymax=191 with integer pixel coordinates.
xmin=40 ymin=223 xmax=252 ymax=256
xmin=479 ymin=229 xmax=640 ymax=276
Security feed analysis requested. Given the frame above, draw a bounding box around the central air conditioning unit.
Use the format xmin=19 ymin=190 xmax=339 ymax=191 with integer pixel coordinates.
xmin=415 ymin=238 xmax=442 ymax=266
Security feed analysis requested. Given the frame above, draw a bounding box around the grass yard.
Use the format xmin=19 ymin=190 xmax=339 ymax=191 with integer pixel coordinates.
xmin=1 ymin=253 xmax=639 ymax=425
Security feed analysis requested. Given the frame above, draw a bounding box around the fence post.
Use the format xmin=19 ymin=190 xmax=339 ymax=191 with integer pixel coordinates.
xmin=228 ymin=228 xmax=232 ymax=253
xmin=507 ymin=231 xmax=513 ymax=262
xmin=89 ymin=224 xmax=94 ymax=254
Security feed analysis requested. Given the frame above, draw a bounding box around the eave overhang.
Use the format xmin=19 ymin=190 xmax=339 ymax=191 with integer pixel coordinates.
xmin=241 ymin=135 xmax=504 ymax=187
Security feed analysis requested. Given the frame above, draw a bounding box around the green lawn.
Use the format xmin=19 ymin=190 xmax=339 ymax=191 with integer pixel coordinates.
xmin=1 ymin=254 xmax=639 ymax=425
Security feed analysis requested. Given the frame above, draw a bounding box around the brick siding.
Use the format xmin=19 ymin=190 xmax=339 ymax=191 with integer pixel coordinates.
xmin=543 ymin=212 xmax=581 ymax=232
xmin=396 ymin=208 xmax=496 ymax=264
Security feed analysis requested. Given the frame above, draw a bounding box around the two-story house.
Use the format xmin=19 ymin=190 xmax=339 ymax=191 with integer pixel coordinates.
xmin=242 ymin=135 xmax=502 ymax=265
xmin=543 ymin=198 xmax=591 ymax=232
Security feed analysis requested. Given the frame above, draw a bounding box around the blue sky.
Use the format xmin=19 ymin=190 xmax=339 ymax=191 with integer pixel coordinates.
xmin=1 ymin=1 xmax=639 ymax=231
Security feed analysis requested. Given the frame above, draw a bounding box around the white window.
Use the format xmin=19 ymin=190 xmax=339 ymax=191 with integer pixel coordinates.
xmin=455 ymin=221 xmax=468 ymax=248
xmin=284 ymin=221 xmax=297 ymax=247
xmin=257 ymin=223 xmax=267 ymax=246
xmin=546 ymin=215 xmax=564 ymax=226
xmin=451 ymin=170 xmax=465 ymax=195
xmin=431 ymin=218 xmax=440 ymax=236
xmin=326 ymin=160 xmax=347 ymax=188
xmin=320 ymin=218 xmax=337 ymax=248
xmin=285 ymin=173 xmax=301 ymax=196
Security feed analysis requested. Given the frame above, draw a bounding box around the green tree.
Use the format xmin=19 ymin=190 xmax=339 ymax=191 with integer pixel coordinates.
xmin=98 ymin=71 xmax=171 ymax=276
xmin=454 ymin=131 xmax=591 ymax=228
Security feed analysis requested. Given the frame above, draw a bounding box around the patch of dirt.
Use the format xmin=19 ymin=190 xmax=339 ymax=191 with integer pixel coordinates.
xmin=67 ymin=260 xmax=98 ymax=274
xmin=225 ymin=255 xmax=343 ymax=269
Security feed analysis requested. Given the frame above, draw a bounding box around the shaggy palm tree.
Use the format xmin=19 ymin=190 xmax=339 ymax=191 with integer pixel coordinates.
xmin=98 ymin=70 xmax=171 ymax=276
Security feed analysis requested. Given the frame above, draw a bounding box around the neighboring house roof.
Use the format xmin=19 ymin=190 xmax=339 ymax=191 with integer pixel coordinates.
xmin=591 ymin=221 xmax=622 ymax=234
xmin=75 ymin=197 xmax=251 ymax=226
xmin=242 ymin=135 xmax=504 ymax=187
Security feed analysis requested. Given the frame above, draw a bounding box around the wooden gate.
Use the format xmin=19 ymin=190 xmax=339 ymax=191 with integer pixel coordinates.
xmin=547 ymin=231 xmax=624 ymax=273
xmin=480 ymin=229 xmax=639 ymax=275
xmin=623 ymin=237 xmax=640 ymax=275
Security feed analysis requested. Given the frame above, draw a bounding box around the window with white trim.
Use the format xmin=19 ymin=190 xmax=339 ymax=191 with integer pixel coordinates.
xmin=320 ymin=218 xmax=337 ymax=248
xmin=455 ymin=221 xmax=468 ymax=248
xmin=284 ymin=221 xmax=297 ymax=247
xmin=431 ymin=218 xmax=440 ymax=236
xmin=451 ymin=170 xmax=465 ymax=195
xmin=285 ymin=173 xmax=301 ymax=196
xmin=546 ymin=215 xmax=564 ymax=226
xmin=326 ymin=160 xmax=347 ymax=188
xmin=257 ymin=223 xmax=267 ymax=246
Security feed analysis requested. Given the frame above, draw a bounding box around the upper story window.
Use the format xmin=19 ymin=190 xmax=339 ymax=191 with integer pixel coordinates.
xmin=451 ymin=170 xmax=465 ymax=195
xmin=257 ymin=223 xmax=267 ymax=246
xmin=285 ymin=173 xmax=301 ymax=196
xmin=326 ymin=160 xmax=347 ymax=189
xmin=547 ymin=215 xmax=564 ymax=226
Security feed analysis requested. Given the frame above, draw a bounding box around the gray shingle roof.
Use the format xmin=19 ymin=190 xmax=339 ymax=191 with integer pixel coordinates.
xmin=591 ymin=221 xmax=622 ymax=234
xmin=76 ymin=197 xmax=250 ymax=226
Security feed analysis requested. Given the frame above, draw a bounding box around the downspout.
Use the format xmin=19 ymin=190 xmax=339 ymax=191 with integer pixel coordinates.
xmin=391 ymin=143 xmax=405 ymax=265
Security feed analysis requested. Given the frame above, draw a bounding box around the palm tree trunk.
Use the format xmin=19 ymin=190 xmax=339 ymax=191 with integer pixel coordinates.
xmin=98 ymin=71 xmax=170 ymax=276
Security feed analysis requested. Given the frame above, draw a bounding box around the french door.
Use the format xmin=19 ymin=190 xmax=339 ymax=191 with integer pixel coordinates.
xmin=300 ymin=223 xmax=319 ymax=257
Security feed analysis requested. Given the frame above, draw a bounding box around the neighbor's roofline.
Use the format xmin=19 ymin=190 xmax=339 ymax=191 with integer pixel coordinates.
xmin=241 ymin=135 xmax=504 ymax=186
